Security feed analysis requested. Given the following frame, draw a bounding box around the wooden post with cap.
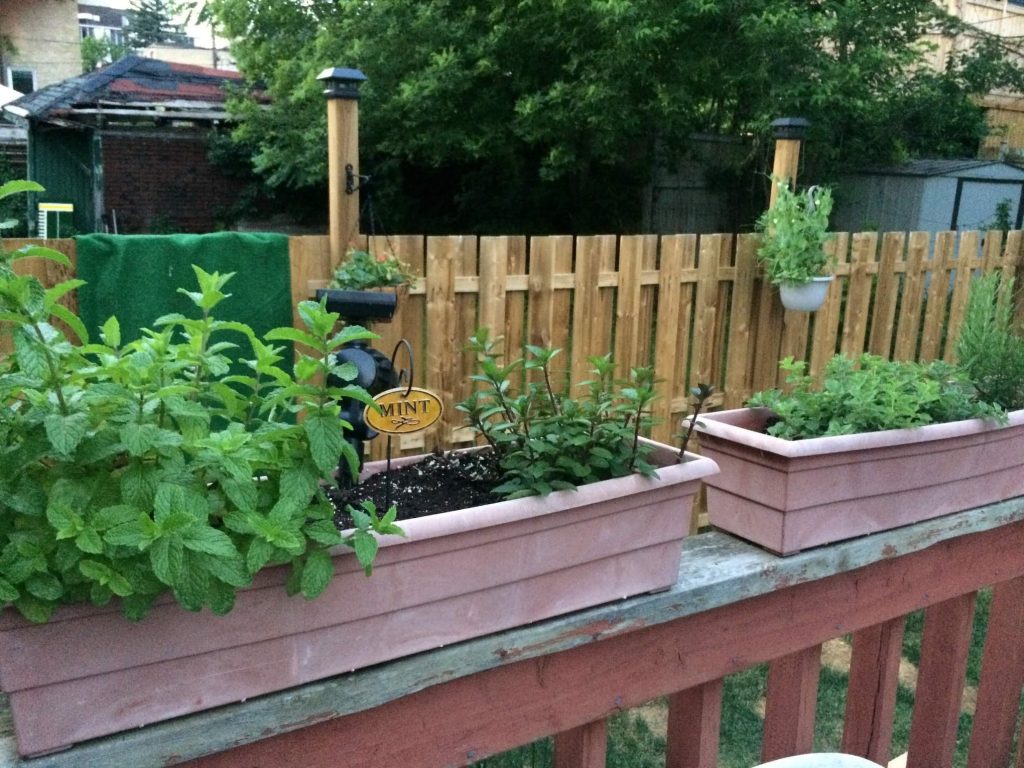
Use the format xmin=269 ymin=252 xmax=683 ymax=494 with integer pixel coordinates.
xmin=770 ymin=117 xmax=816 ymax=385
xmin=318 ymin=67 xmax=367 ymax=267
xmin=752 ymin=117 xmax=812 ymax=392
xmin=768 ymin=117 xmax=810 ymax=203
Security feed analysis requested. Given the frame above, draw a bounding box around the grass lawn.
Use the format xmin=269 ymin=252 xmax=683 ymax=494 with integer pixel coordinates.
xmin=474 ymin=591 xmax=1011 ymax=768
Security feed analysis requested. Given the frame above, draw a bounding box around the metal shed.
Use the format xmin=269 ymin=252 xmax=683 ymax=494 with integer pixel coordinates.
xmin=833 ymin=159 xmax=1024 ymax=234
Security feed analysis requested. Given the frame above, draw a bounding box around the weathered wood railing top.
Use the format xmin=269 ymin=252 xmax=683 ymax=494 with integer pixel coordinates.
xmin=3 ymin=498 xmax=1024 ymax=768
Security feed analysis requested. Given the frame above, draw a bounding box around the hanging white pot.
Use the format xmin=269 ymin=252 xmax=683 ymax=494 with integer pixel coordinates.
xmin=779 ymin=275 xmax=834 ymax=311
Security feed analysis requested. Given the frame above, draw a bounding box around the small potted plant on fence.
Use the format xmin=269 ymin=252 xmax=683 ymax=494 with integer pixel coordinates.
xmin=756 ymin=177 xmax=836 ymax=311
xmin=0 ymin=182 xmax=719 ymax=756
xmin=693 ymin=273 xmax=1024 ymax=555
xmin=316 ymin=247 xmax=415 ymax=323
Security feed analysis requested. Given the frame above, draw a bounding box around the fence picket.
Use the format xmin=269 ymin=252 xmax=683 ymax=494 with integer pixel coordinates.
xmin=425 ymin=237 xmax=459 ymax=450
xmin=724 ymin=235 xmax=757 ymax=407
xmin=808 ymin=233 xmax=848 ymax=380
xmin=571 ymin=235 xmax=613 ymax=392
xmin=868 ymin=232 xmax=904 ymax=359
xmin=893 ymin=232 xmax=930 ymax=362
xmin=691 ymin=235 xmax=721 ymax=387
xmin=652 ymin=236 xmax=686 ymax=444
xmin=946 ymin=231 xmax=979 ymax=363
xmin=920 ymin=232 xmax=956 ymax=361
xmin=614 ymin=236 xmax=645 ymax=374
xmin=840 ymin=232 xmax=877 ymax=359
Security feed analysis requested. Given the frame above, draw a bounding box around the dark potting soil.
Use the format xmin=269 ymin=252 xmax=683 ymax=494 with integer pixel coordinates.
xmin=327 ymin=449 xmax=505 ymax=529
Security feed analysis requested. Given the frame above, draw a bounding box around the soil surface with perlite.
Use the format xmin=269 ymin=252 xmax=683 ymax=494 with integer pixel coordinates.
xmin=327 ymin=450 xmax=505 ymax=529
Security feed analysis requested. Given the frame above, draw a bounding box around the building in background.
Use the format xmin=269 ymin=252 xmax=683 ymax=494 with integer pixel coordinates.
xmin=77 ymin=0 xmax=234 ymax=71
xmin=3 ymin=56 xmax=253 ymax=234
xmin=0 ymin=0 xmax=82 ymax=95
xmin=930 ymin=1 xmax=1024 ymax=158
xmin=0 ymin=0 xmax=82 ymax=179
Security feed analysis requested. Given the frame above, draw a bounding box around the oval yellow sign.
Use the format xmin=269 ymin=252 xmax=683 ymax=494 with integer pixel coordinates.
xmin=365 ymin=387 xmax=444 ymax=435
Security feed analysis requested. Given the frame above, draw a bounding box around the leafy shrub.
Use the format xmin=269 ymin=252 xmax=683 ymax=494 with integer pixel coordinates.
xmin=748 ymin=354 xmax=1003 ymax=440
xmin=329 ymin=248 xmax=414 ymax=291
xmin=456 ymin=330 xmax=658 ymax=499
xmin=0 ymin=180 xmax=398 ymax=623
xmin=755 ymin=178 xmax=835 ymax=285
xmin=955 ymin=273 xmax=1024 ymax=410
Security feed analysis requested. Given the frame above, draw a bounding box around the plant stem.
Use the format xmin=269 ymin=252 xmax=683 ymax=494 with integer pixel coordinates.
xmin=29 ymin=321 xmax=69 ymax=415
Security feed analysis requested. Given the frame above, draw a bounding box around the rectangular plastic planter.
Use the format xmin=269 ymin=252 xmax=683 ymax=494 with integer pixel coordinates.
xmin=696 ymin=407 xmax=1024 ymax=556
xmin=0 ymin=440 xmax=717 ymax=756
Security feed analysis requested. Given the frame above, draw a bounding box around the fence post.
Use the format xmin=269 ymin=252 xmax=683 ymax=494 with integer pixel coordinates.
xmin=754 ymin=117 xmax=812 ymax=389
xmin=318 ymin=67 xmax=366 ymax=268
xmin=768 ymin=117 xmax=810 ymax=195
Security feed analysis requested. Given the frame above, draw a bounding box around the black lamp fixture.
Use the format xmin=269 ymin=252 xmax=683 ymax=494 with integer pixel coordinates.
xmin=771 ymin=117 xmax=811 ymax=141
xmin=317 ymin=67 xmax=368 ymax=100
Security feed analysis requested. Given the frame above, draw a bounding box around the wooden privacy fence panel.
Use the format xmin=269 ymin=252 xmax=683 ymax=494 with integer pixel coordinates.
xmin=335 ymin=228 xmax=1023 ymax=459
xmin=6 ymin=231 xmax=1023 ymax=460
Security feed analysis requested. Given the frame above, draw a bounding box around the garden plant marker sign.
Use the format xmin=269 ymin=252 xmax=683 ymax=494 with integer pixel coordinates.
xmin=365 ymin=387 xmax=444 ymax=434
xmin=365 ymin=386 xmax=444 ymax=510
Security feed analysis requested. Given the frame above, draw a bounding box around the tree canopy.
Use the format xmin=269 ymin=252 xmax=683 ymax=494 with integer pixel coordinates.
xmin=207 ymin=0 xmax=1024 ymax=233
xmin=129 ymin=0 xmax=188 ymax=48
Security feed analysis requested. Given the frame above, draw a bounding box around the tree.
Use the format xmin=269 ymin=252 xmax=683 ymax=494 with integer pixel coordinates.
xmin=128 ymin=0 xmax=187 ymax=48
xmin=81 ymin=36 xmax=133 ymax=72
xmin=207 ymin=0 xmax=1024 ymax=234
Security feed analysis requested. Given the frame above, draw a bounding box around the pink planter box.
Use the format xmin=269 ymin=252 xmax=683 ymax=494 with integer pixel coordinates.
xmin=0 ymin=441 xmax=717 ymax=757
xmin=696 ymin=407 xmax=1024 ymax=556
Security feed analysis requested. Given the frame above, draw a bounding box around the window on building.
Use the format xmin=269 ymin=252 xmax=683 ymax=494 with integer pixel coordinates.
xmin=7 ymin=68 xmax=35 ymax=95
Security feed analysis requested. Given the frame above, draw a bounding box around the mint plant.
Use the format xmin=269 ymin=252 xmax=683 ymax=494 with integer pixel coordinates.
xmin=748 ymin=354 xmax=1004 ymax=440
xmin=456 ymin=329 xmax=658 ymax=499
xmin=677 ymin=382 xmax=714 ymax=458
xmin=329 ymin=248 xmax=414 ymax=291
xmin=0 ymin=180 xmax=399 ymax=623
xmin=756 ymin=178 xmax=835 ymax=285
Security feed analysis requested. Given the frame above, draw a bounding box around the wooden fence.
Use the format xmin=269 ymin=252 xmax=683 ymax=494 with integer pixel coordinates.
xmin=7 ymin=230 xmax=1024 ymax=461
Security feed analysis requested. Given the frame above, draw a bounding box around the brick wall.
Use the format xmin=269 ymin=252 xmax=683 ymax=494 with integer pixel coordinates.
xmin=101 ymin=130 xmax=248 ymax=234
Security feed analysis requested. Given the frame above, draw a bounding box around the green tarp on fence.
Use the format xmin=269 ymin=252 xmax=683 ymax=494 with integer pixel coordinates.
xmin=75 ymin=232 xmax=292 ymax=343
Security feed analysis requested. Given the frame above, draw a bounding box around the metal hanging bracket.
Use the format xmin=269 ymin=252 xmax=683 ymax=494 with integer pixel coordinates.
xmin=345 ymin=164 xmax=371 ymax=195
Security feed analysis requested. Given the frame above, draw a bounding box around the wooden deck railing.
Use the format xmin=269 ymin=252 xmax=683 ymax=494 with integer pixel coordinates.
xmin=4 ymin=497 xmax=1024 ymax=768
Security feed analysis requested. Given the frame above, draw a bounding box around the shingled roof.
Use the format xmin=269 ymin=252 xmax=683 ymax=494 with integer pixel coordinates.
xmin=3 ymin=55 xmax=251 ymax=127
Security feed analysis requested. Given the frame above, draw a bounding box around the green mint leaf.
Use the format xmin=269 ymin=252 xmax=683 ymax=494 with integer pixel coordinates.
xmin=0 ymin=577 xmax=20 ymax=602
xmin=300 ymin=548 xmax=334 ymax=599
xmin=208 ymin=579 xmax=236 ymax=616
xmin=14 ymin=595 xmax=54 ymax=624
xmin=246 ymin=538 xmax=274 ymax=575
xmin=103 ymin=520 xmax=149 ymax=549
xmin=349 ymin=530 xmax=379 ymax=576
xmin=150 ymin=536 xmax=184 ymax=586
xmin=303 ymin=413 xmax=345 ymax=476
xmin=181 ymin=525 xmax=239 ymax=558
xmin=45 ymin=412 xmax=89 ymax=457
xmin=281 ymin=465 xmax=319 ymax=503
xmin=303 ymin=519 xmax=342 ymax=546
xmin=25 ymin=572 xmax=63 ymax=601
xmin=75 ymin=528 xmax=105 ymax=555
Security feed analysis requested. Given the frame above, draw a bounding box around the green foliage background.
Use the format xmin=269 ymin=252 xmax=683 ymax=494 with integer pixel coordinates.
xmin=206 ymin=0 xmax=1024 ymax=233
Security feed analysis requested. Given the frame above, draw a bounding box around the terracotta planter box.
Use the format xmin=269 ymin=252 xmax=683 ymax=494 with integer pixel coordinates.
xmin=695 ymin=407 xmax=1024 ymax=556
xmin=0 ymin=440 xmax=717 ymax=757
